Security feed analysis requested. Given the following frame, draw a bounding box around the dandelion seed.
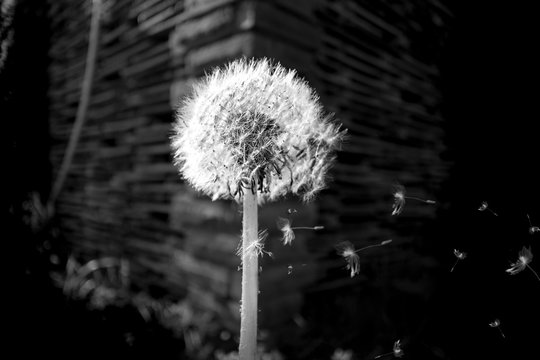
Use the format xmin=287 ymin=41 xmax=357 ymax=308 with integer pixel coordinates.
xmin=391 ymin=183 xmax=436 ymax=216
xmin=506 ymin=246 xmax=540 ymax=281
xmin=277 ymin=217 xmax=295 ymax=245
xmin=374 ymin=339 xmax=404 ymax=359
xmin=393 ymin=340 xmax=404 ymax=358
xmin=489 ymin=319 xmax=505 ymax=338
xmin=392 ymin=185 xmax=406 ymax=216
xmin=276 ymin=216 xmax=324 ymax=245
xmin=478 ymin=201 xmax=498 ymax=216
xmin=527 ymin=214 xmax=540 ymax=234
xmin=451 ymin=249 xmax=467 ymax=272
xmin=337 ymin=239 xmax=392 ymax=277
xmin=237 ymin=229 xmax=272 ymax=260
xmin=287 ymin=208 xmax=297 ymax=215
xmin=338 ymin=243 xmax=361 ymax=278
xmin=287 ymin=265 xmax=293 ymax=275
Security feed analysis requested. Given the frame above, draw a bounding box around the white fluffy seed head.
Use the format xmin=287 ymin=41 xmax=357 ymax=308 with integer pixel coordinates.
xmin=171 ymin=57 xmax=344 ymax=204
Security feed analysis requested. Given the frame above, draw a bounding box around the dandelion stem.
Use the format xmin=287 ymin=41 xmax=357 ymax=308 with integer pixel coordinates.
xmin=239 ymin=185 xmax=258 ymax=360
xmin=526 ymin=264 xmax=540 ymax=281
xmin=355 ymin=242 xmax=390 ymax=253
xmin=374 ymin=351 xmax=393 ymax=359
xmin=488 ymin=208 xmax=498 ymax=216
xmin=450 ymin=259 xmax=459 ymax=272
xmin=404 ymin=196 xmax=436 ymax=204
xmin=498 ymin=327 xmax=506 ymax=339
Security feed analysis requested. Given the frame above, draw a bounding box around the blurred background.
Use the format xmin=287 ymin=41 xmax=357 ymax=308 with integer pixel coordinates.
xmin=3 ymin=0 xmax=539 ymax=359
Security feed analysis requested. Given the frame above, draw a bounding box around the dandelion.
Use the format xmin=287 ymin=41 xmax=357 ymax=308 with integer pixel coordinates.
xmin=171 ymin=57 xmax=344 ymax=359
xmin=337 ymin=239 xmax=392 ymax=277
xmin=478 ymin=201 xmax=498 ymax=216
xmin=276 ymin=216 xmax=324 ymax=245
xmin=527 ymin=214 xmax=540 ymax=234
xmin=506 ymin=246 xmax=539 ymax=281
xmin=374 ymin=339 xmax=404 ymax=359
xmin=489 ymin=319 xmax=505 ymax=338
xmin=391 ymin=183 xmax=436 ymax=216
xmin=450 ymin=249 xmax=467 ymax=272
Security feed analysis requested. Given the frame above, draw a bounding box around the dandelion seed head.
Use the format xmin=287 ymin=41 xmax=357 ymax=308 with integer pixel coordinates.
xmin=171 ymin=57 xmax=344 ymax=204
xmin=489 ymin=319 xmax=501 ymax=327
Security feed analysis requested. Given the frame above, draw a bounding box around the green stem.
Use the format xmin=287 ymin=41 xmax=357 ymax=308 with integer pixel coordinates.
xmin=239 ymin=186 xmax=258 ymax=360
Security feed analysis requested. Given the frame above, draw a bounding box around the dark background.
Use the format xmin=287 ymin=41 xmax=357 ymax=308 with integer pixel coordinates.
xmin=428 ymin=1 xmax=540 ymax=359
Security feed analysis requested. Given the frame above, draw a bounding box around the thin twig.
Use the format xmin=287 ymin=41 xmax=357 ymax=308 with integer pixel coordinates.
xmin=48 ymin=0 xmax=102 ymax=208
xmin=374 ymin=351 xmax=392 ymax=359
xmin=526 ymin=264 xmax=540 ymax=281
